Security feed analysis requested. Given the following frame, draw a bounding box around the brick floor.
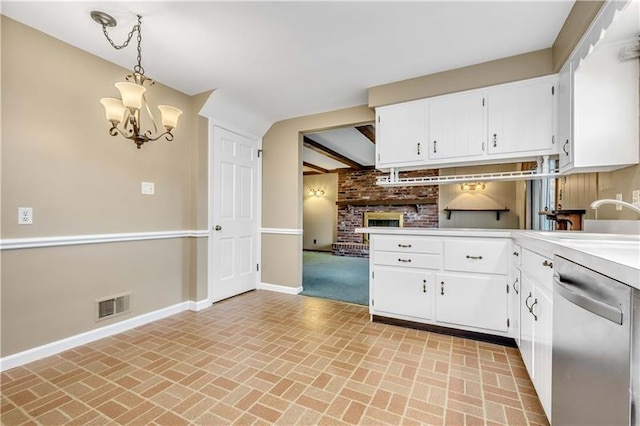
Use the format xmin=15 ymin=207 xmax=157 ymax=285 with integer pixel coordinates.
xmin=1 ymin=290 xmax=548 ymax=425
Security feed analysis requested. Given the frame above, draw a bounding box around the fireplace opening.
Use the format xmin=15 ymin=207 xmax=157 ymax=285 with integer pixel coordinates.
xmin=363 ymin=212 xmax=403 ymax=243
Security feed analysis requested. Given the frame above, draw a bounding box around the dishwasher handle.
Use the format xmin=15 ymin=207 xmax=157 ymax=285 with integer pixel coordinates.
xmin=553 ymin=272 xmax=623 ymax=325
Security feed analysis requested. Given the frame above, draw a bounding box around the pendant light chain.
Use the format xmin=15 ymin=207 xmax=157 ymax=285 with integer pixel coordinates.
xmin=94 ymin=11 xmax=182 ymax=149
xmin=100 ymin=15 xmax=144 ymax=75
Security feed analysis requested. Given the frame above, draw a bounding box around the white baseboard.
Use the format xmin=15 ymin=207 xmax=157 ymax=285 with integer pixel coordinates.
xmin=258 ymin=282 xmax=303 ymax=295
xmin=0 ymin=300 xmax=206 ymax=372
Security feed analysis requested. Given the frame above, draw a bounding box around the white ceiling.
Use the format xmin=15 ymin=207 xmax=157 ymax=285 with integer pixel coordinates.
xmin=2 ymin=1 xmax=575 ymax=125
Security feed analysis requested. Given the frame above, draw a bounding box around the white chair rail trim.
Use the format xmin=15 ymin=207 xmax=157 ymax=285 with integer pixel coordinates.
xmin=0 ymin=230 xmax=209 ymax=250
xmin=260 ymin=228 xmax=303 ymax=235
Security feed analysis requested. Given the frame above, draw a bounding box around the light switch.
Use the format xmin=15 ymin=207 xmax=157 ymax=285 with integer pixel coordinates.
xmin=141 ymin=182 xmax=155 ymax=195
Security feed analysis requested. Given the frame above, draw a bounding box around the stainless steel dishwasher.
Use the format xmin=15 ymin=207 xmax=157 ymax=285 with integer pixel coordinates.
xmin=552 ymin=255 xmax=636 ymax=426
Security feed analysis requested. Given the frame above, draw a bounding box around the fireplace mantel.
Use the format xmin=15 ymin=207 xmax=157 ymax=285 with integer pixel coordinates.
xmin=335 ymin=198 xmax=437 ymax=207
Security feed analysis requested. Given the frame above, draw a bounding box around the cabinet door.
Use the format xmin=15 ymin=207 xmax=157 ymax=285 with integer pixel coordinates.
xmin=376 ymin=101 xmax=427 ymax=168
xmin=429 ymin=92 xmax=485 ymax=160
xmin=372 ymin=267 xmax=433 ymax=320
xmin=558 ymin=61 xmax=573 ymax=172
xmin=487 ymin=78 xmax=554 ymax=155
xmin=532 ymin=285 xmax=553 ymax=421
xmin=510 ymin=269 xmax=521 ymax=347
xmin=519 ymin=273 xmax=535 ymax=376
xmin=435 ymin=273 xmax=508 ymax=332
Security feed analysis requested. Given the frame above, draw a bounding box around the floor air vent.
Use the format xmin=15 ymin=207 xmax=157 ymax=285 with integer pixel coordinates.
xmin=95 ymin=293 xmax=130 ymax=321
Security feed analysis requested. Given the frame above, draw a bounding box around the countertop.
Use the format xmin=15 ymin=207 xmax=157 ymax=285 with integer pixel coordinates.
xmin=357 ymin=227 xmax=640 ymax=289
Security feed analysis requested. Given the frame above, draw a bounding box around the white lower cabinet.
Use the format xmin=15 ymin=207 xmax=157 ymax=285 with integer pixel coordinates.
xmin=510 ymin=268 xmax=521 ymax=347
xmin=519 ymin=274 xmax=535 ymax=374
xmin=519 ymin=248 xmax=554 ymax=421
xmin=435 ymin=272 xmax=508 ymax=333
xmin=532 ymin=285 xmax=552 ymax=421
xmin=372 ymin=268 xmax=433 ymax=320
xmin=369 ymin=234 xmax=511 ymax=338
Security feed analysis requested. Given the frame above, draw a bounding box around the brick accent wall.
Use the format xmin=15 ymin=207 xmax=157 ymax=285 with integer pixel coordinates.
xmin=333 ymin=169 xmax=439 ymax=256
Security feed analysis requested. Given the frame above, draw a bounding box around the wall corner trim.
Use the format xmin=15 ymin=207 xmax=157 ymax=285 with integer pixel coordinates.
xmin=258 ymin=282 xmax=303 ymax=295
xmin=188 ymin=299 xmax=212 ymax=312
xmin=0 ymin=301 xmax=204 ymax=372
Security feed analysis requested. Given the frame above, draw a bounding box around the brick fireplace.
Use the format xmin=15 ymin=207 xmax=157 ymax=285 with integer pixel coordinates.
xmin=332 ymin=168 xmax=440 ymax=257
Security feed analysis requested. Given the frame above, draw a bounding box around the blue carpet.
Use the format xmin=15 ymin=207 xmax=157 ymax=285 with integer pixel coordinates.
xmin=301 ymin=251 xmax=369 ymax=306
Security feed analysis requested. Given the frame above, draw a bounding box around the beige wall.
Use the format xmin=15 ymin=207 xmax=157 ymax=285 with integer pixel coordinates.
xmin=552 ymin=1 xmax=605 ymax=72
xmin=261 ymin=106 xmax=374 ymax=288
xmin=1 ymin=17 xmax=209 ymax=357
xmin=439 ymin=165 xmax=519 ymax=229
xmin=303 ymin=173 xmax=338 ymax=251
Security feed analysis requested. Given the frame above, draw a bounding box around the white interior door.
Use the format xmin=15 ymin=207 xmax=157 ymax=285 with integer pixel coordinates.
xmin=210 ymin=125 xmax=259 ymax=303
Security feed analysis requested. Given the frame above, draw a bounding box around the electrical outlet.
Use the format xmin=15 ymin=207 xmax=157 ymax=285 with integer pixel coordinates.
xmin=141 ymin=182 xmax=155 ymax=195
xmin=633 ymin=190 xmax=640 ymax=204
xmin=314 ymin=239 xmax=317 ymax=244
xmin=615 ymin=193 xmax=623 ymax=210
xmin=18 ymin=207 xmax=33 ymax=225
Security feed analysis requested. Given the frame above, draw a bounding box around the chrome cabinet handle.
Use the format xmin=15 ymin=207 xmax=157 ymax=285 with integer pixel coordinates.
xmin=512 ymin=278 xmax=519 ymax=295
xmin=440 ymin=281 xmax=445 ymax=296
xmin=466 ymin=255 xmax=483 ymax=260
xmin=530 ymin=299 xmax=538 ymax=321
xmin=563 ymin=139 xmax=569 ymax=156
xmin=398 ymin=258 xmax=412 ymax=263
xmin=423 ymin=279 xmax=427 ymax=293
xmin=493 ymin=133 xmax=497 ymax=147
xmin=543 ymin=260 xmax=553 ymax=268
xmin=433 ymin=141 xmax=437 ymax=153
xmin=512 ymin=251 xmax=519 ymax=257
xmin=525 ymin=292 xmax=533 ymax=310
xmin=417 ymin=142 xmax=421 ymax=155
xmin=398 ymin=244 xmax=412 ymax=248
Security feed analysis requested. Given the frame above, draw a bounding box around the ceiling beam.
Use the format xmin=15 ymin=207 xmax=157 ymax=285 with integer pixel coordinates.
xmin=303 ymin=136 xmax=364 ymax=169
xmin=303 ymin=161 xmax=329 ymax=174
xmin=355 ymin=125 xmax=376 ymax=144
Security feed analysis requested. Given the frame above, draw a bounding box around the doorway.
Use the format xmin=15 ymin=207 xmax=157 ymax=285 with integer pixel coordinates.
xmin=300 ymin=125 xmax=374 ymax=305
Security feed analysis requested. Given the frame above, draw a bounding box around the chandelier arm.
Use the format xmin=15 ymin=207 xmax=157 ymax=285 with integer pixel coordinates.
xmin=143 ymin=130 xmax=175 ymax=143
xmin=143 ymin=94 xmax=159 ymax=134
xmin=108 ymin=124 xmax=135 ymax=140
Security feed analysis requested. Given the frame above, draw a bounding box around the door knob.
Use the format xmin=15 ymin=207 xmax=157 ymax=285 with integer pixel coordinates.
xmin=214 ymin=225 xmax=222 ymax=231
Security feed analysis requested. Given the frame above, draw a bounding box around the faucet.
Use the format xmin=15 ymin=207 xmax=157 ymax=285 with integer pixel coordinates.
xmin=590 ymin=199 xmax=640 ymax=215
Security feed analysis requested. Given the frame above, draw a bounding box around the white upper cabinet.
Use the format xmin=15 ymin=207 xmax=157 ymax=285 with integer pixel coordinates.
xmin=375 ymin=75 xmax=558 ymax=171
xmin=487 ymin=76 xmax=556 ymax=156
xmin=376 ymin=99 xmax=427 ymax=168
xmin=559 ymin=0 xmax=639 ymax=173
xmin=428 ymin=91 xmax=485 ymax=160
xmin=557 ymin=61 xmax=573 ymax=171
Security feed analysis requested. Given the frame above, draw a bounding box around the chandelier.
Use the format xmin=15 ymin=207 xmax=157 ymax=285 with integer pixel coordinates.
xmin=91 ymin=11 xmax=182 ymax=149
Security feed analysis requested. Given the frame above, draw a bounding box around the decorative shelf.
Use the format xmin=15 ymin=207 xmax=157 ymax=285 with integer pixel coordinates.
xmin=335 ymin=198 xmax=437 ymax=207
xmin=444 ymin=207 xmax=510 ymax=221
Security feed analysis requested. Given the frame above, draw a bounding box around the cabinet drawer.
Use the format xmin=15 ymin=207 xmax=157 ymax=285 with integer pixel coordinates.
xmin=374 ymin=251 xmax=440 ymax=270
xmin=443 ymin=239 xmax=508 ymax=275
xmin=522 ymin=249 xmax=554 ymax=291
xmin=373 ymin=235 xmax=442 ymax=254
